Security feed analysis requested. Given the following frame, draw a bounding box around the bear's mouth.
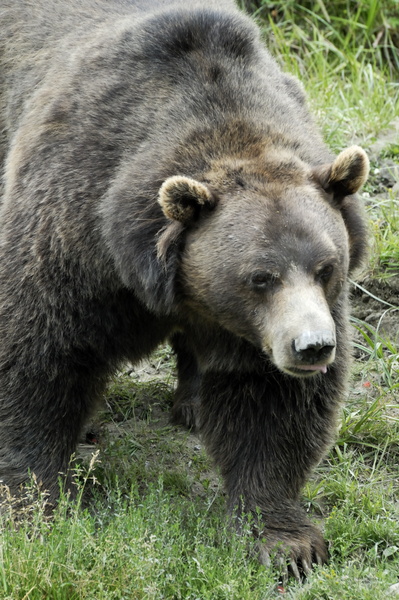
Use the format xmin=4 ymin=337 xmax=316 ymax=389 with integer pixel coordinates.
xmin=285 ymin=365 xmax=328 ymax=377
xmin=295 ymin=364 xmax=328 ymax=374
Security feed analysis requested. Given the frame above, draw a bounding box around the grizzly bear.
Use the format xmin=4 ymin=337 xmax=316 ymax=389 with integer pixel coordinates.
xmin=0 ymin=0 xmax=368 ymax=575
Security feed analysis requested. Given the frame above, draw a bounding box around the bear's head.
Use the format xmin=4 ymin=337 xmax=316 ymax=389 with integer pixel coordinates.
xmin=158 ymin=146 xmax=369 ymax=377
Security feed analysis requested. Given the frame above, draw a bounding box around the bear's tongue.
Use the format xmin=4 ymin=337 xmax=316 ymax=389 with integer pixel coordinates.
xmin=297 ymin=365 xmax=328 ymax=374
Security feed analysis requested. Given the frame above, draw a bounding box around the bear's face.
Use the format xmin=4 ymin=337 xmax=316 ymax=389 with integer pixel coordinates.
xmin=179 ymin=185 xmax=347 ymax=377
xmin=158 ymin=146 xmax=369 ymax=377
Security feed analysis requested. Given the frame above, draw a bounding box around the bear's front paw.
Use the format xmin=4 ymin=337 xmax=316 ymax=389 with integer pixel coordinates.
xmin=256 ymin=523 xmax=328 ymax=582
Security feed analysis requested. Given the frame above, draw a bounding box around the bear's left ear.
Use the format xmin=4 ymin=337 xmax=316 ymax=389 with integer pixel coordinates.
xmin=313 ymin=145 xmax=369 ymax=199
xmin=314 ymin=146 xmax=369 ymax=274
xmin=158 ymin=176 xmax=217 ymax=224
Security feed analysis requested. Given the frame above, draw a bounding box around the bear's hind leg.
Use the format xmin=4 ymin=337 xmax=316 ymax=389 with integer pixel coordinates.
xmin=0 ymin=365 xmax=107 ymax=506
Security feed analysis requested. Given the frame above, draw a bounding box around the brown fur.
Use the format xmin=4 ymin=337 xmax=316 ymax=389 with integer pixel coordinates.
xmin=0 ymin=0 xmax=368 ymax=574
xmin=159 ymin=176 xmax=217 ymax=223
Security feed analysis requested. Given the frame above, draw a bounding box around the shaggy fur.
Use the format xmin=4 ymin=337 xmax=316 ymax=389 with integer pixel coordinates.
xmin=0 ymin=0 xmax=368 ymax=571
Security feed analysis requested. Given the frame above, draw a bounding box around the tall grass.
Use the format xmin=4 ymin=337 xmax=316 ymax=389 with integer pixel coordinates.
xmin=244 ymin=0 xmax=399 ymax=73
xmin=247 ymin=2 xmax=399 ymax=151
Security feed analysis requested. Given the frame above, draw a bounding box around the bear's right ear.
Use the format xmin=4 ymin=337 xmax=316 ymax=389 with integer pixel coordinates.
xmin=313 ymin=145 xmax=369 ymax=199
xmin=158 ymin=176 xmax=217 ymax=224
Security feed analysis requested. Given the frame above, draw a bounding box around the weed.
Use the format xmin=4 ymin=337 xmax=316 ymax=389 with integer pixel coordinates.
xmin=366 ymin=196 xmax=399 ymax=279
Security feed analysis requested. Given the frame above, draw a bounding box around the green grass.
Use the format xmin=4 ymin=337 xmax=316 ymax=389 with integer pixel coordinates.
xmin=0 ymin=476 xmax=277 ymax=600
xmin=245 ymin=0 xmax=399 ymax=74
xmin=367 ymin=195 xmax=399 ymax=279
xmin=241 ymin=0 xmax=399 ymax=152
xmin=1 ymin=1 xmax=399 ymax=598
xmin=254 ymin=2 xmax=399 ymax=151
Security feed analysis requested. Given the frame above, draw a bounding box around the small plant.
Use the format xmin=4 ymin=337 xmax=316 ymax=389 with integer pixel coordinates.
xmin=367 ymin=196 xmax=399 ymax=279
xmin=352 ymin=315 xmax=399 ymax=389
xmin=332 ymin=316 xmax=399 ymax=452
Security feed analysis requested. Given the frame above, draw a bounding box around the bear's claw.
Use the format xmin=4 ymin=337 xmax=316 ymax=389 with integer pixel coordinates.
xmin=256 ymin=524 xmax=328 ymax=582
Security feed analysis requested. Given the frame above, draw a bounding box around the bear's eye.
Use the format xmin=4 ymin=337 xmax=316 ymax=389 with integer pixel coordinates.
xmin=250 ymin=272 xmax=278 ymax=290
xmin=316 ymin=264 xmax=334 ymax=283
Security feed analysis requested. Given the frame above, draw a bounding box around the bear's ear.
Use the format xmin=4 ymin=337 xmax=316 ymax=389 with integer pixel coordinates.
xmin=313 ymin=146 xmax=369 ymax=199
xmin=313 ymin=146 xmax=369 ymax=274
xmin=158 ymin=176 xmax=217 ymax=224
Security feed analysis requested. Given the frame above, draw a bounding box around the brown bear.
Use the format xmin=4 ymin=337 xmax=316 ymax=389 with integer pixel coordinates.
xmin=0 ymin=0 xmax=368 ymax=575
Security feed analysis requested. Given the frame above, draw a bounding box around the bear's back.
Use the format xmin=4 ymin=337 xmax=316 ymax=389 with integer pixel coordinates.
xmin=0 ymin=0 xmax=331 ymax=203
xmin=0 ymin=0 xmax=252 ymax=169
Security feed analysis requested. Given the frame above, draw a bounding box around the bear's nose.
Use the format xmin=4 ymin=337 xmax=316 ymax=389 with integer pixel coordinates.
xmin=293 ymin=331 xmax=336 ymax=364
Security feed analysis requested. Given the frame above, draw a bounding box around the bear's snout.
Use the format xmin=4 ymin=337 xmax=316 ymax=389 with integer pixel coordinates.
xmin=264 ymin=281 xmax=338 ymax=377
xmin=292 ymin=330 xmax=336 ymax=372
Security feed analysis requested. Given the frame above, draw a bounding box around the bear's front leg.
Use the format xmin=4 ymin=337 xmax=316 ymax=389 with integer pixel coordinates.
xmin=251 ymin=500 xmax=327 ymax=578
xmin=197 ymin=368 xmax=341 ymax=576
